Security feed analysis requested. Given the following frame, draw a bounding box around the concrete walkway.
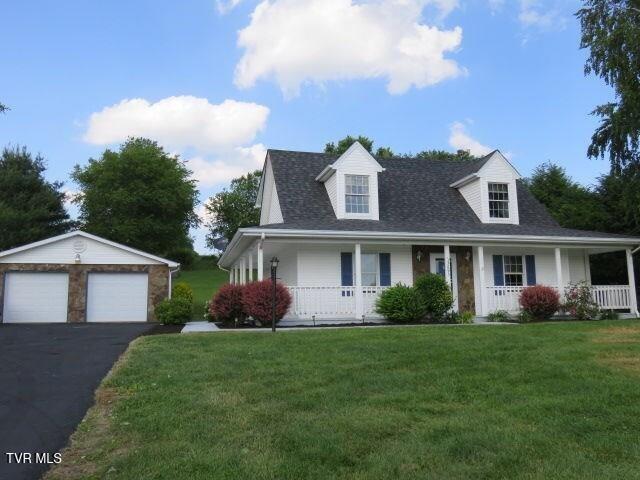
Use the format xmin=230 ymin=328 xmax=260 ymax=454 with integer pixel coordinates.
xmin=181 ymin=321 xmax=220 ymax=333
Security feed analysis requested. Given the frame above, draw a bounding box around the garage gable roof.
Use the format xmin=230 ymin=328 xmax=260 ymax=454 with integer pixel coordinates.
xmin=0 ymin=231 xmax=180 ymax=267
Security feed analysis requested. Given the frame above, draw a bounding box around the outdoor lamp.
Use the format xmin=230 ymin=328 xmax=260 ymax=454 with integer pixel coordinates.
xmin=270 ymin=257 xmax=280 ymax=270
xmin=270 ymin=256 xmax=279 ymax=333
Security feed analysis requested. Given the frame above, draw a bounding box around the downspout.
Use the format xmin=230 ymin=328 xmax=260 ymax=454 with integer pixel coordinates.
xmin=168 ymin=266 xmax=180 ymax=299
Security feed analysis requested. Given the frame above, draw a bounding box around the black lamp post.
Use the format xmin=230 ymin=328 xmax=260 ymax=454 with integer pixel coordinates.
xmin=270 ymin=256 xmax=279 ymax=332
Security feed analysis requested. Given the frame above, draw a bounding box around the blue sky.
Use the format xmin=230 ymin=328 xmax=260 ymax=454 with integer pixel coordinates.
xmin=0 ymin=0 xmax=613 ymax=252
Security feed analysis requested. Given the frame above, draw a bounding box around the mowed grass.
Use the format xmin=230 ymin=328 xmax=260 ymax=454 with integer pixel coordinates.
xmin=47 ymin=321 xmax=640 ymax=480
xmin=176 ymin=255 xmax=228 ymax=319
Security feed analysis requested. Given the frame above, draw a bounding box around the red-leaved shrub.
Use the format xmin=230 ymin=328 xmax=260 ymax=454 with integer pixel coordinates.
xmin=242 ymin=279 xmax=292 ymax=326
xmin=210 ymin=283 xmax=245 ymax=324
xmin=519 ymin=285 xmax=560 ymax=321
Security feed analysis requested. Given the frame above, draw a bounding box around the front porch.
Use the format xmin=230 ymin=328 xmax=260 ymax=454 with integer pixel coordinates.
xmin=226 ymin=239 xmax=639 ymax=322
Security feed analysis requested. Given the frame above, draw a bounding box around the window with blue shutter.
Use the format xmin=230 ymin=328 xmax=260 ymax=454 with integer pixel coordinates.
xmin=379 ymin=253 xmax=391 ymax=286
xmin=493 ymin=255 xmax=505 ymax=286
xmin=341 ymin=252 xmax=353 ymax=296
xmin=525 ymin=255 xmax=536 ymax=285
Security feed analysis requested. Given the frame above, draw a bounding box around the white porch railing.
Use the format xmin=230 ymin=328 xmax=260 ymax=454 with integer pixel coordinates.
xmin=591 ymin=285 xmax=632 ymax=310
xmin=287 ymin=286 xmax=389 ymax=319
xmin=486 ymin=284 xmax=634 ymax=314
xmin=485 ymin=286 xmax=533 ymax=313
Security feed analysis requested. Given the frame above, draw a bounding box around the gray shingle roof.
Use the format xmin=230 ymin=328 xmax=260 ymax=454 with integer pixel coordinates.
xmin=263 ymin=149 xmax=633 ymax=239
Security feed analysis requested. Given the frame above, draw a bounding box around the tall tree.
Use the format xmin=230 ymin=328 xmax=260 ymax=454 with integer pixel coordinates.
xmin=577 ymin=0 xmax=640 ymax=170
xmin=205 ymin=170 xmax=261 ymax=250
xmin=413 ymin=149 xmax=478 ymax=161
xmin=525 ymin=162 xmax=606 ymax=231
xmin=324 ymin=135 xmax=395 ymax=158
xmin=0 ymin=146 xmax=72 ymax=250
xmin=72 ymin=138 xmax=199 ymax=257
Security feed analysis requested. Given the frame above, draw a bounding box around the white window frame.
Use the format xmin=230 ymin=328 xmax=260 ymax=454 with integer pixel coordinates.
xmin=488 ymin=182 xmax=510 ymax=219
xmin=345 ymin=174 xmax=370 ymax=214
xmin=502 ymin=255 xmax=526 ymax=287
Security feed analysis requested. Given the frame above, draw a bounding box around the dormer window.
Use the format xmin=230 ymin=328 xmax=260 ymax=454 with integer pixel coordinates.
xmin=488 ymin=182 xmax=509 ymax=218
xmin=345 ymin=175 xmax=370 ymax=214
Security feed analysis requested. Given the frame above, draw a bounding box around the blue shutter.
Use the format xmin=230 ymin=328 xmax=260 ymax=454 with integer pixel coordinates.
xmin=493 ymin=255 xmax=504 ymax=286
xmin=341 ymin=252 xmax=353 ymax=286
xmin=525 ymin=255 xmax=536 ymax=285
xmin=379 ymin=253 xmax=391 ymax=286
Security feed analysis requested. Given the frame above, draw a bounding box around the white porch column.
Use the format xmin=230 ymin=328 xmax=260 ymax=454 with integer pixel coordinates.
xmin=555 ymin=247 xmax=563 ymax=297
xmin=584 ymin=250 xmax=592 ymax=284
xmin=248 ymin=253 xmax=253 ymax=282
xmin=257 ymin=243 xmax=264 ymax=281
xmin=444 ymin=244 xmax=452 ymax=287
xmin=626 ymin=248 xmax=639 ymax=316
xmin=354 ymin=243 xmax=363 ymax=319
xmin=477 ymin=246 xmax=486 ymax=316
xmin=230 ymin=267 xmax=235 ymax=284
xmin=240 ymin=257 xmax=247 ymax=285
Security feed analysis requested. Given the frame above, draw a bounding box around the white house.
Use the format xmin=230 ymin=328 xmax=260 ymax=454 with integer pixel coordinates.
xmin=218 ymin=142 xmax=640 ymax=322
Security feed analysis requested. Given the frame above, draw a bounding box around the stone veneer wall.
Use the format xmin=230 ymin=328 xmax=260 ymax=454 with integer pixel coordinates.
xmin=411 ymin=245 xmax=476 ymax=314
xmin=0 ymin=263 xmax=169 ymax=322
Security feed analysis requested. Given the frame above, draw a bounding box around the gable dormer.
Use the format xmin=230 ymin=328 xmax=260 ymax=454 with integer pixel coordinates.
xmin=450 ymin=150 xmax=521 ymax=225
xmin=256 ymin=153 xmax=284 ymax=225
xmin=316 ymin=142 xmax=385 ymax=220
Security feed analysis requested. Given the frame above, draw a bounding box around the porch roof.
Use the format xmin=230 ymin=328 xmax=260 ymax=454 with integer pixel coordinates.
xmin=218 ymin=227 xmax=640 ymax=268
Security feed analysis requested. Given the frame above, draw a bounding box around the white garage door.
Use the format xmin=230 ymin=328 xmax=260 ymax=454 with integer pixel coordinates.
xmin=2 ymin=272 xmax=69 ymax=323
xmin=87 ymin=273 xmax=148 ymax=322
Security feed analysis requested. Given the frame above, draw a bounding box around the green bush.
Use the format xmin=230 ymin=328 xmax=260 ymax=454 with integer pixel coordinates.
xmin=414 ymin=273 xmax=454 ymax=322
xmin=155 ymin=297 xmax=192 ymax=324
xmin=172 ymin=281 xmax=194 ymax=304
xmin=165 ymin=247 xmax=198 ymax=269
xmin=564 ymin=282 xmax=599 ymax=320
xmin=599 ymin=309 xmax=619 ymax=320
xmin=487 ymin=310 xmax=511 ymax=322
xmin=457 ymin=311 xmax=475 ymax=324
xmin=376 ymin=284 xmax=426 ymax=323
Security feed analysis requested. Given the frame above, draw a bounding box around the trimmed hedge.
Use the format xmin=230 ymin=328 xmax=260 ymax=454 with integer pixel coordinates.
xmin=242 ymin=280 xmax=292 ymax=326
xmin=172 ymin=282 xmax=194 ymax=304
xmin=155 ymin=297 xmax=192 ymax=325
xmin=519 ymin=285 xmax=560 ymax=321
xmin=414 ymin=273 xmax=454 ymax=322
xmin=376 ymin=284 xmax=426 ymax=323
xmin=210 ymin=283 xmax=245 ymax=324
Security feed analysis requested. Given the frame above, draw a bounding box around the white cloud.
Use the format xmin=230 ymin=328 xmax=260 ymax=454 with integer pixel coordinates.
xmin=518 ymin=0 xmax=566 ymax=30
xmin=448 ymin=122 xmax=494 ymax=157
xmin=487 ymin=0 xmax=504 ymax=14
xmin=186 ymin=144 xmax=267 ymax=187
xmin=234 ymin=0 xmax=465 ymax=97
xmin=216 ymin=0 xmax=244 ymax=14
xmin=83 ymin=96 xmax=269 ymax=152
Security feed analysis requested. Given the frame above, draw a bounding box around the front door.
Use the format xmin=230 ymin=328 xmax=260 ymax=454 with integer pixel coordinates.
xmin=430 ymin=253 xmax=459 ymax=312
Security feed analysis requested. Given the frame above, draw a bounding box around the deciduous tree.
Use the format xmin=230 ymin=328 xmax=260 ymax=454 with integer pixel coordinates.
xmin=72 ymin=138 xmax=199 ymax=257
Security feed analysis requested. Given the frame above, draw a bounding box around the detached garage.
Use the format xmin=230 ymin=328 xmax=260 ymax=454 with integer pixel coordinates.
xmin=0 ymin=231 xmax=179 ymax=323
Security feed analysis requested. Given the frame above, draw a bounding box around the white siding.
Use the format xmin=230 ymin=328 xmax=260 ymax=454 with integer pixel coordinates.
xmin=459 ymin=179 xmax=482 ymax=220
xmin=0 ymin=236 xmax=162 ymax=265
xmin=325 ymin=172 xmax=338 ymax=215
xmin=294 ymin=244 xmax=412 ymax=287
xmin=259 ymin=158 xmax=284 ymax=225
xmin=330 ymin=143 xmax=383 ymax=221
xmin=568 ymin=251 xmax=588 ymax=283
xmin=477 ymin=154 xmax=520 ymax=225
xmin=481 ymin=247 xmax=568 ymax=287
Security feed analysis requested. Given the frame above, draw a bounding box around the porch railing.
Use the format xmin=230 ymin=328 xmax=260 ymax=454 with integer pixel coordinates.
xmin=486 ymin=284 xmax=633 ymax=314
xmin=287 ymin=286 xmax=389 ymax=319
xmin=590 ymin=285 xmax=632 ymax=310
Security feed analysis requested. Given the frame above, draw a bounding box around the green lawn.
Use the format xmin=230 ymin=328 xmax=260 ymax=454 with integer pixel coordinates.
xmin=175 ymin=255 xmax=228 ymax=319
xmin=48 ymin=321 xmax=640 ymax=480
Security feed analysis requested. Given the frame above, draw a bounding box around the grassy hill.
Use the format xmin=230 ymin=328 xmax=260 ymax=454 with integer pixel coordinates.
xmin=174 ymin=255 xmax=228 ymax=320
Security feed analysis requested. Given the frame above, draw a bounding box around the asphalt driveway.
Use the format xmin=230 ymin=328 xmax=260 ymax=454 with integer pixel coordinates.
xmin=0 ymin=323 xmax=154 ymax=480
